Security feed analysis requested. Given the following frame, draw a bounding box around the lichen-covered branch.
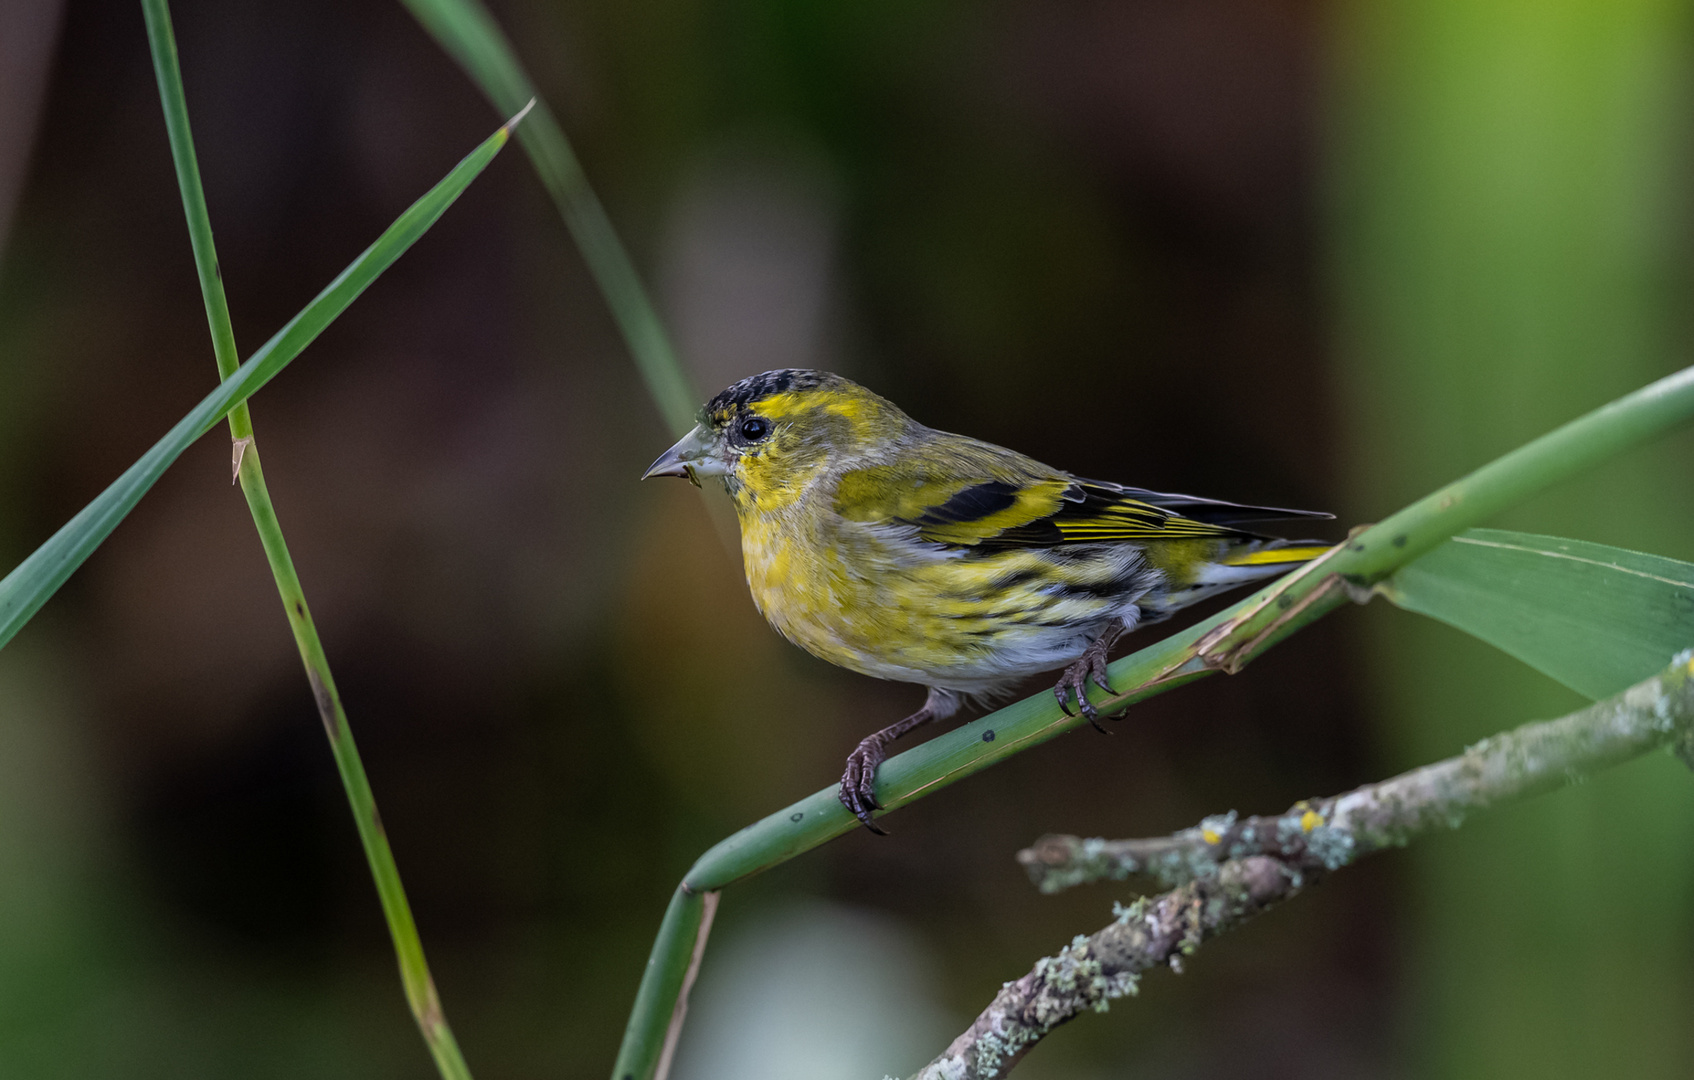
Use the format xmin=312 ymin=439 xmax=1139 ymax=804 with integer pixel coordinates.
xmin=911 ymin=857 xmax=1300 ymax=1080
xmin=914 ymin=650 xmax=1694 ymax=1079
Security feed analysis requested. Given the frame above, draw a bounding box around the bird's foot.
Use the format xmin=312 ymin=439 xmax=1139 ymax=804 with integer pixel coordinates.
xmin=837 ymin=692 xmax=953 ymax=834
xmin=1054 ymin=636 xmax=1120 ymax=733
xmin=840 ymin=737 xmax=889 ymax=834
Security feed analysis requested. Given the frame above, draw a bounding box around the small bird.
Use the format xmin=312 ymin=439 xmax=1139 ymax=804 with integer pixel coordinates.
xmin=643 ymin=369 xmax=1331 ymax=832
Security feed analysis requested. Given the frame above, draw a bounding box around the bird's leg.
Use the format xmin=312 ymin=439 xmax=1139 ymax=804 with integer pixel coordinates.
xmin=840 ymin=687 xmax=960 ymax=834
xmin=1054 ymin=622 xmax=1127 ymax=732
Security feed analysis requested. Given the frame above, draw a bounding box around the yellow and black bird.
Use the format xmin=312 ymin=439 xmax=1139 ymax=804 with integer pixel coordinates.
xmin=643 ymin=369 xmax=1331 ymax=832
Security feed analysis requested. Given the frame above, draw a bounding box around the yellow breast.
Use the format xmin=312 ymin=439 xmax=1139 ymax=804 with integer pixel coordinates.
xmin=734 ymin=500 xmax=1141 ymax=692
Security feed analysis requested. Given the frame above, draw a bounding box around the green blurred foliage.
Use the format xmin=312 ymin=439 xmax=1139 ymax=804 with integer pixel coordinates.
xmin=1333 ymin=0 xmax=1694 ymax=1076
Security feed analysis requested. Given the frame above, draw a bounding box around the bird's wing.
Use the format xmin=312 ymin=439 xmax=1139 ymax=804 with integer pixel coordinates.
xmin=975 ymin=480 xmax=1269 ymax=549
xmin=835 ymin=458 xmax=1330 ymax=551
xmin=833 ymin=462 xmax=1072 ymax=547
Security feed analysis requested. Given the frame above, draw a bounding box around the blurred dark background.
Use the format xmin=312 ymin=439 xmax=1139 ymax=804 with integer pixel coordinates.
xmin=1 ymin=0 xmax=1691 ymax=1077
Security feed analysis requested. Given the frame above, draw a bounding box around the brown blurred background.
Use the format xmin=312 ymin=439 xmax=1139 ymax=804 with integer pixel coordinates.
xmin=1 ymin=0 xmax=1691 ymax=1077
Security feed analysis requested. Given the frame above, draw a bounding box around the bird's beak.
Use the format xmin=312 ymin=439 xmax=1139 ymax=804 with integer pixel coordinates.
xmin=642 ymin=425 xmax=717 ymax=487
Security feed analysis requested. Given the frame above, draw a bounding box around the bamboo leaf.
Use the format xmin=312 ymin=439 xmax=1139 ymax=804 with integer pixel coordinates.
xmin=1382 ymin=528 xmax=1694 ymax=699
xmin=0 ymin=116 xmax=517 ymax=652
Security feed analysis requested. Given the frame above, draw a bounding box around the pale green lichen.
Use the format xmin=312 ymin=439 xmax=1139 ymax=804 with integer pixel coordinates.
xmin=1305 ymin=824 xmax=1356 ymax=869
xmin=971 ymin=1029 xmax=1016 ymax=1074
xmin=1112 ymin=897 xmax=1151 ymax=925
xmin=1020 ymin=927 xmax=1145 ymax=1044
xmin=1146 ymin=845 xmax=1215 ymax=886
xmin=1105 ymin=969 xmax=1142 ymax=1000
xmin=1034 ymin=836 xmax=1137 ymax=894
xmin=1278 ymin=809 xmax=1319 ymax=845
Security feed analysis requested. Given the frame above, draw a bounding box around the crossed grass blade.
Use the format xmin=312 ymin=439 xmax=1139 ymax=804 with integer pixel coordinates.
xmin=139 ymin=4 xmax=529 ymax=1076
xmin=0 ymin=107 xmax=517 ymax=651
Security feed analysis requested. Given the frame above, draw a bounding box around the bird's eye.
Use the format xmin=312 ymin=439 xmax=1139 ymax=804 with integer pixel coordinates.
xmin=739 ymin=416 xmax=771 ymax=442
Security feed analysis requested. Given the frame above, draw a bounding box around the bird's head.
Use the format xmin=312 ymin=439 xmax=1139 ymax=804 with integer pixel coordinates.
xmin=642 ymin=369 xmax=906 ymax=510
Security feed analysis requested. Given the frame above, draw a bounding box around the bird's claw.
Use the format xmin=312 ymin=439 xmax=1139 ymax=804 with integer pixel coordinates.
xmin=839 ymin=740 xmax=889 ymax=834
xmin=1054 ymin=682 xmax=1077 ymax=718
xmin=1054 ymin=647 xmax=1118 ymax=733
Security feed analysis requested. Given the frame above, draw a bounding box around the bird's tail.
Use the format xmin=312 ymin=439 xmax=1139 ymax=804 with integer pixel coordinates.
xmin=1219 ymin=540 xmax=1334 ymax=571
xmin=1142 ymin=539 xmax=1336 ymax=618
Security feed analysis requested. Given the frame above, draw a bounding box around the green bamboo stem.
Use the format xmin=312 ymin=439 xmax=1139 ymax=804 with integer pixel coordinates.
xmin=142 ymin=3 xmax=472 ymax=1076
xmin=239 ymin=449 xmax=469 ymax=1078
xmin=1166 ymin=363 xmax=1694 ymax=676
xmin=612 ymin=885 xmax=717 ymax=1080
xmin=611 ymin=363 xmax=1694 ymax=1080
xmin=398 ymin=0 xmax=701 ymax=435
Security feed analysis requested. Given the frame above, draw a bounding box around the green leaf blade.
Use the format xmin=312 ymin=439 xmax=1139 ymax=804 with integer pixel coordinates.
xmin=400 ymin=0 xmax=703 ymax=434
xmin=1384 ymin=528 xmax=1694 ymax=700
xmin=0 ymin=118 xmax=515 ymax=653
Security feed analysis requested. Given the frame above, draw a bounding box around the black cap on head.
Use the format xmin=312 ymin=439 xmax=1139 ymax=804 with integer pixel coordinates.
xmin=703 ymin=369 xmax=839 ymax=417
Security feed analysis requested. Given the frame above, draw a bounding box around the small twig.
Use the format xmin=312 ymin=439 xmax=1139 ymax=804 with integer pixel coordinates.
xmin=916 ymin=650 xmax=1694 ymax=1079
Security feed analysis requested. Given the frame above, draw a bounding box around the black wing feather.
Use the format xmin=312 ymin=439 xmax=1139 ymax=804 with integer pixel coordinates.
xmin=912 ymin=481 xmax=1021 ymax=528
xmin=1097 ymin=483 xmax=1333 ymax=527
xmin=972 ymin=480 xmax=1329 ymax=551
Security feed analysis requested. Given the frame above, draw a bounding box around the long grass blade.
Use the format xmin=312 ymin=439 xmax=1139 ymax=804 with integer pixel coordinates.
xmin=142 ymin=0 xmax=242 ymax=388
xmin=0 ymin=110 xmax=515 ymax=652
xmin=140 ymin=3 xmax=500 ymax=1075
xmin=397 ymin=0 xmax=701 ymax=434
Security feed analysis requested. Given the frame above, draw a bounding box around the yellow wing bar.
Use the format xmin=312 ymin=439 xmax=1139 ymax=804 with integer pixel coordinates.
xmin=1222 ymin=544 xmax=1334 ymax=567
